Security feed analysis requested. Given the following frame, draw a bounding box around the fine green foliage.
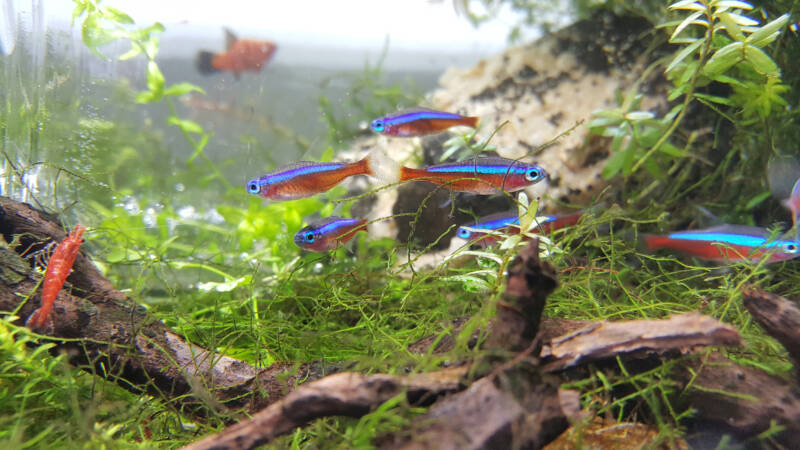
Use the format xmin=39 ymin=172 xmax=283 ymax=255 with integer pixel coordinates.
xmin=591 ymin=0 xmax=790 ymax=179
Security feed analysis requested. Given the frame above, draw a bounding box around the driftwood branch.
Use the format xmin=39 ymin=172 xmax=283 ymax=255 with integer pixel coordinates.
xmin=540 ymin=312 xmax=742 ymax=372
xmin=742 ymin=286 xmax=800 ymax=367
xmin=0 ymin=197 xmax=333 ymax=416
xmin=678 ymin=352 xmax=800 ymax=447
xmin=182 ymin=368 xmax=468 ymax=450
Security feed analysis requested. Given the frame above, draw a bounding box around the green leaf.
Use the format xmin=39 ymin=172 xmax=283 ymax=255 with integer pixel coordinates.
xmin=744 ymin=191 xmax=771 ymax=210
xmin=669 ymin=0 xmax=705 ymax=11
xmin=167 ymin=117 xmax=204 ymax=134
xmin=101 ymin=6 xmax=134 ymax=24
xmin=664 ymin=104 xmax=684 ymax=121
xmin=146 ymin=60 xmax=165 ymax=99
xmin=666 ymin=38 xmax=704 ymax=73
xmin=703 ymin=41 xmax=743 ymax=76
xmin=135 ymin=91 xmax=155 ymax=104
xmin=144 ymin=35 xmax=160 ymax=60
xmin=118 ymin=43 xmax=142 ymax=60
xmin=717 ymin=12 xmax=745 ymax=40
xmin=164 ymin=82 xmax=205 ymax=97
xmin=592 ymin=108 xmax=624 ymax=119
xmin=671 ymin=11 xmax=704 ymax=42
xmin=723 ymin=12 xmax=758 ymax=27
xmin=659 ymin=143 xmax=688 ymax=157
xmin=667 ymin=83 xmax=690 ymax=102
xmin=744 ymin=45 xmax=779 ymax=76
xmin=81 ymin=14 xmax=117 ymax=58
xmin=602 ymin=140 xmax=629 ymax=179
xmin=715 ymin=1 xmax=753 ymax=9
xmin=746 ymin=13 xmax=789 ymax=47
xmin=693 ymin=92 xmax=732 ymax=105
xmin=625 ymin=111 xmax=655 ymax=121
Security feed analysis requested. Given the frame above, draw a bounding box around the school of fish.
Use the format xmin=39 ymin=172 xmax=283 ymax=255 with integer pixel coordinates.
xmin=244 ymin=105 xmax=800 ymax=262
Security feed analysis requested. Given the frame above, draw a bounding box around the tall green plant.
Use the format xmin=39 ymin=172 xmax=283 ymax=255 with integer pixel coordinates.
xmin=591 ymin=1 xmax=790 ymax=179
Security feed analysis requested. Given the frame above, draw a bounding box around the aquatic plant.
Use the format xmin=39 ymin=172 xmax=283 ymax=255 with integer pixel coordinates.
xmin=1 ymin=0 xmax=800 ymax=448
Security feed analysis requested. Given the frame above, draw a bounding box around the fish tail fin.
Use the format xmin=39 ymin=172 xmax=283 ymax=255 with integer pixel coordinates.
xmin=363 ymin=150 xmax=400 ymax=184
xmin=196 ymin=51 xmax=218 ymax=75
xmin=463 ymin=116 xmax=479 ymax=128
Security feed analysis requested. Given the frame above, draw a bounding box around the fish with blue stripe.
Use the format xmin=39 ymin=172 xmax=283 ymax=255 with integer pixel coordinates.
xmin=370 ymin=107 xmax=478 ymax=137
xmin=400 ymin=157 xmax=547 ymax=195
xmin=644 ymin=224 xmax=800 ymax=264
xmin=247 ymin=158 xmax=373 ymax=201
xmin=457 ymin=210 xmax=584 ymax=245
xmin=294 ymin=216 xmax=368 ymax=252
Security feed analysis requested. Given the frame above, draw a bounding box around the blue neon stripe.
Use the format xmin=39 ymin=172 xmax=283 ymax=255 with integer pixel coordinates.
xmin=317 ymin=218 xmax=361 ymax=236
xmin=426 ymin=164 xmax=524 ymax=174
xmin=668 ymin=232 xmax=767 ymax=246
xmin=477 ymin=216 xmax=520 ymax=230
xmin=259 ymin=163 xmax=346 ymax=186
xmin=385 ymin=110 xmax=461 ymax=125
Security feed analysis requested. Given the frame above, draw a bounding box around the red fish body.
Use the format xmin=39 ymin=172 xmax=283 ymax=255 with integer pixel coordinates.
xmin=197 ymin=29 xmax=276 ymax=77
xmin=247 ymin=158 xmax=372 ymax=201
xmin=399 ymin=157 xmax=547 ymax=195
xmin=27 ymin=224 xmax=86 ymax=330
xmin=370 ymin=108 xmax=478 ymax=137
xmin=644 ymin=225 xmax=800 ymax=264
xmin=294 ymin=217 xmax=368 ymax=252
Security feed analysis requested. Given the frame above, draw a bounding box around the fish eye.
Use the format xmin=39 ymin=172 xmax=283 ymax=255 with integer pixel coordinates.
xmin=247 ymin=180 xmax=260 ymax=194
xmin=525 ymin=168 xmax=542 ymax=181
xmin=457 ymin=227 xmax=471 ymax=239
xmin=304 ymin=232 xmax=315 ymax=243
xmin=784 ymin=242 xmax=798 ymax=253
xmin=371 ymin=119 xmax=384 ymax=132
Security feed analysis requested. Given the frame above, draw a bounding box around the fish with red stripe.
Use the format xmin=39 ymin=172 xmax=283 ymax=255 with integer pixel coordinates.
xmin=457 ymin=210 xmax=584 ymax=246
xmin=294 ymin=217 xmax=368 ymax=252
xmin=644 ymin=224 xmax=800 ymax=264
xmin=370 ymin=108 xmax=478 ymax=137
xmin=399 ymin=157 xmax=547 ymax=195
xmin=248 ymin=158 xmax=374 ymax=201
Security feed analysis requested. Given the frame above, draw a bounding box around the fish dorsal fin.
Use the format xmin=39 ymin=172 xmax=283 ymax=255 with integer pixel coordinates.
xmin=699 ymin=224 xmax=773 ymax=238
xmin=392 ymin=107 xmax=461 ymax=118
xmin=472 ymin=210 xmax=520 ymax=227
xmin=306 ymin=216 xmax=346 ymax=228
xmin=224 ymin=28 xmax=238 ymax=50
xmin=264 ymin=160 xmax=349 ymax=178
xmin=768 ymin=154 xmax=800 ymax=200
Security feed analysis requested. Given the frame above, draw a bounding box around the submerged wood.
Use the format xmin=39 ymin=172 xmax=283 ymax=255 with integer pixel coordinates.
xmin=678 ymin=352 xmax=800 ymax=447
xmin=742 ymin=286 xmax=800 ymax=368
xmin=0 ymin=196 xmax=333 ymax=415
xmin=382 ymin=368 xmax=568 ymax=450
xmin=181 ymin=368 xmax=467 ymax=450
xmin=540 ymin=312 xmax=742 ymax=372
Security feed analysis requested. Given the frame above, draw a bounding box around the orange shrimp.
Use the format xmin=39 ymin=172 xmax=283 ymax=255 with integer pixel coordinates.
xmin=26 ymin=224 xmax=85 ymax=330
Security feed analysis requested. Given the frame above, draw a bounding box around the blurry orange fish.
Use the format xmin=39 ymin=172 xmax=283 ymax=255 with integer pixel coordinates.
xmin=196 ymin=28 xmax=276 ymax=78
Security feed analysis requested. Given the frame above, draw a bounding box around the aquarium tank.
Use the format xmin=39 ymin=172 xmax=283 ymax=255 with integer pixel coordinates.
xmin=1 ymin=0 xmax=800 ymax=448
